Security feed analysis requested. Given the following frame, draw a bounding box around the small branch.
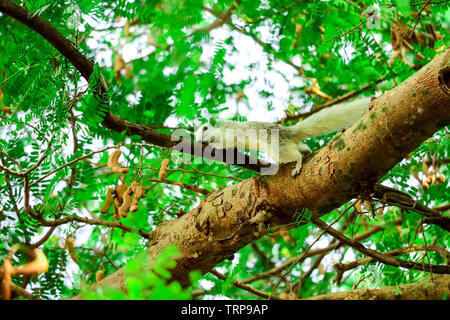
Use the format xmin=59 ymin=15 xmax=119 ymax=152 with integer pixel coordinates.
xmin=434 ymin=203 xmax=450 ymax=212
xmin=30 ymin=145 xmax=118 ymax=187
xmin=373 ymin=184 xmax=450 ymax=232
xmin=32 ymin=214 xmax=151 ymax=239
xmin=147 ymin=178 xmax=211 ymax=195
xmin=209 ymin=269 xmax=284 ymax=300
xmin=334 ymin=244 xmax=450 ymax=285
xmin=195 ymin=4 xmax=236 ymax=33
xmin=24 ymin=136 xmax=54 ymax=175
xmin=314 ymin=19 xmax=367 ymax=45
xmin=311 ymin=217 xmax=450 ymax=274
xmin=0 ymin=151 xmax=23 ymax=176
xmin=242 ymin=223 xmax=384 ymax=284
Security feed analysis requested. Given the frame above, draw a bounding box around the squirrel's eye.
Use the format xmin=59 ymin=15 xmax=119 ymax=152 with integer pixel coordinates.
xmin=203 ymin=126 xmax=208 ymax=131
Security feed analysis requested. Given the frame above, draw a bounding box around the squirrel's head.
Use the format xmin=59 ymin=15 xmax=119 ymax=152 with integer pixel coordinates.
xmin=194 ymin=122 xmax=221 ymax=145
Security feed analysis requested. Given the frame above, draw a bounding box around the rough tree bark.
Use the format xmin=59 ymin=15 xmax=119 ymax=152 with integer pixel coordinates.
xmin=1 ymin=0 xmax=449 ymax=299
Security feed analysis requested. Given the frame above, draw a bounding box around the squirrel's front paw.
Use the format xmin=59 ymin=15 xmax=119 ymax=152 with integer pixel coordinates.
xmin=291 ymin=166 xmax=301 ymax=177
xmin=291 ymin=159 xmax=303 ymax=177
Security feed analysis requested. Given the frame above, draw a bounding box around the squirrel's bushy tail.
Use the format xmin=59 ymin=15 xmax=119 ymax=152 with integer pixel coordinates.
xmin=293 ymin=97 xmax=371 ymax=139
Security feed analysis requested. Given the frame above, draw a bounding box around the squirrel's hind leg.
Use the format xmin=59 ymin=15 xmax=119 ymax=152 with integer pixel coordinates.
xmin=291 ymin=154 xmax=303 ymax=176
xmin=277 ymin=144 xmax=305 ymax=176
xmin=274 ymin=142 xmax=311 ymax=176
xmin=290 ymin=143 xmax=311 ymax=177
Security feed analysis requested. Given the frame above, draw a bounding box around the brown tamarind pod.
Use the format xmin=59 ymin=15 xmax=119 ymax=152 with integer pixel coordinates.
xmin=130 ymin=182 xmax=144 ymax=212
xmin=100 ymin=188 xmax=115 ymax=214
xmin=119 ymin=186 xmax=133 ymax=218
xmin=130 ymin=181 xmax=140 ymax=192
xmin=2 ymin=259 xmax=13 ymax=300
xmin=430 ymin=173 xmax=437 ymax=185
xmin=159 ymin=158 xmax=170 ymax=180
xmin=13 ymin=249 xmax=49 ymax=275
xmin=355 ymin=199 xmax=363 ymax=214
xmin=108 ymin=149 xmax=129 ymax=174
xmin=96 ymin=269 xmax=105 ymax=282
xmin=65 ymin=236 xmax=79 ymax=263
xmin=113 ymin=198 xmax=121 ymax=220
xmin=436 ymin=174 xmax=446 ymax=184
xmin=115 ymin=183 xmax=128 ymax=203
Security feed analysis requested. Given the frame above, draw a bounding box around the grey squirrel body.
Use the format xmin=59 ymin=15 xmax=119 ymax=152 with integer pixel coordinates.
xmin=195 ymin=97 xmax=372 ymax=176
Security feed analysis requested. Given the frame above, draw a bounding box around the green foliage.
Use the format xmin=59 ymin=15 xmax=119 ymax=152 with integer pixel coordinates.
xmin=0 ymin=0 xmax=448 ymax=301
xmin=82 ymin=245 xmax=197 ymax=299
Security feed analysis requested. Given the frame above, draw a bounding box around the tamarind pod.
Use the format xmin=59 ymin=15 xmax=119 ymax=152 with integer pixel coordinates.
xmin=119 ymin=187 xmax=133 ymax=218
xmin=2 ymin=259 xmax=12 ymax=300
xmin=159 ymin=158 xmax=170 ymax=180
xmin=107 ymin=149 xmax=120 ymax=171
xmin=130 ymin=183 xmax=144 ymax=212
xmin=65 ymin=237 xmax=79 ymax=263
xmin=431 ymin=173 xmax=437 ymax=184
xmin=130 ymin=181 xmax=140 ymax=192
xmin=100 ymin=188 xmax=115 ymax=214
xmin=436 ymin=174 xmax=446 ymax=184
xmin=113 ymin=198 xmax=121 ymax=220
xmin=108 ymin=149 xmax=129 ymax=174
xmin=1 ymin=106 xmax=12 ymax=114
xmin=96 ymin=269 xmax=105 ymax=282
xmin=116 ymin=183 xmax=128 ymax=203
xmin=355 ymin=199 xmax=363 ymax=214
xmin=12 ymin=249 xmax=49 ymax=275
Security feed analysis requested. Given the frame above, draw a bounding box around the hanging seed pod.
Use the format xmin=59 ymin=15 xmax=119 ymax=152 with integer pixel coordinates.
xmin=65 ymin=236 xmax=79 ymax=263
xmin=13 ymin=249 xmax=49 ymax=275
xmin=119 ymin=186 xmax=133 ymax=218
xmin=113 ymin=198 xmax=121 ymax=220
xmin=96 ymin=269 xmax=105 ymax=282
xmin=100 ymin=188 xmax=115 ymax=214
xmin=115 ymin=183 xmax=128 ymax=203
xmin=130 ymin=182 xmax=144 ymax=212
xmin=159 ymin=158 xmax=170 ymax=180
xmin=108 ymin=149 xmax=129 ymax=174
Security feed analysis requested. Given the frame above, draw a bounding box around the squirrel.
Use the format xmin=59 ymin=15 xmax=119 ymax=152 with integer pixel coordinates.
xmin=195 ymin=97 xmax=372 ymax=176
